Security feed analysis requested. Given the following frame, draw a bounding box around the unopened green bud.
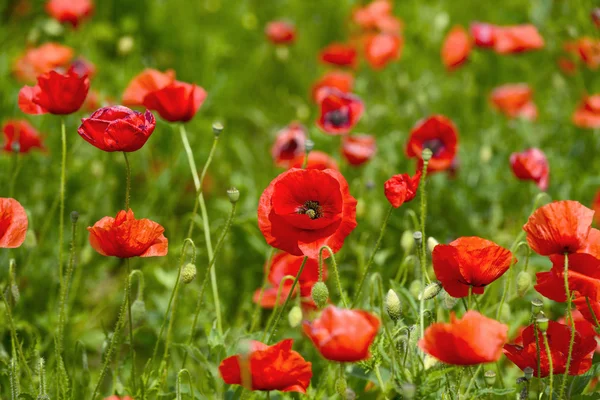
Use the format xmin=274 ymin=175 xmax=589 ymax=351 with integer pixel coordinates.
xmin=288 ymin=305 xmax=303 ymax=328
xmin=385 ymin=289 xmax=402 ymax=322
xmin=484 ymin=370 xmax=496 ymax=386
xmin=10 ymin=284 xmax=19 ymax=304
xmin=531 ymin=298 xmax=543 ymax=315
xmin=401 ymin=383 xmax=416 ymax=399
xmin=443 ymin=290 xmax=458 ymax=310
xmin=427 ymin=237 xmax=439 ymax=253
xmin=499 ymin=303 xmax=511 ymax=322
xmin=227 ymin=187 xmax=240 ymax=203
xmin=401 ymin=230 xmax=415 ymax=253
xmin=335 ymin=377 xmax=347 ymax=397
xmin=409 ymin=280 xmax=422 ymax=299
xmin=131 ymin=299 xmax=146 ymax=325
xmin=181 ymin=263 xmax=197 ymax=284
xmin=523 ymin=366 xmax=534 ymax=380
xmin=311 ymin=282 xmax=329 ymax=309
xmin=536 ymin=316 xmax=549 ymax=332
xmin=212 ymin=122 xmax=224 ymax=136
xmin=422 ymin=148 xmax=433 ymax=162
xmin=516 ymin=271 xmax=532 ymax=297
xmin=419 ymin=281 xmax=443 ymax=301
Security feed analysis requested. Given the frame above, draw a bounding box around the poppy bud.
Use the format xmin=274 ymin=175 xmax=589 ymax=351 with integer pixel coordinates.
xmin=311 ymin=282 xmax=329 ymax=309
xmin=409 ymin=280 xmax=422 ymax=299
xmin=385 ymin=289 xmax=402 ymax=322
xmin=421 ymin=148 xmax=433 ymax=162
xmin=523 ymin=366 xmax=534 ymax=380
xmin=227 ymin=187 xmax=240 ymax=204
xmin=335 ymin=377 xmax=347 ymax=398
xmin=427 ymin=237 xmax=439 ymax=253
xmin=531 ymin=298 xmax=543 ymax=315
xmin=181 ymin=263 xmax=197 ymax=284
xmin=117 ymin=36 xmax=135 ymax=56
xmin=131 ymin=299 xmax=146 ymax=325
xmin=419 ymin=281 xmax=443 ymax=301
xmin=424 ymin=354 xmax=438 ymax=370
xmin=536 ymin=316 xmax=549 ymax=332
xmin=413 ymin=231 xmax=423 ymax=247
xmin=212 ymin=122 xmax=223 ymax=137
xmin=516 ymin=271 xmax=531 ymax=297
xmin=401 ymin=230 xmax=414 ymax=253
xmin=401 ymin=383 xmax=416 ymax=399
xmin=70 ymin=211 xmax=79 ymax=223
xmin=288 ymin=305 xmax=303 ymax=328
xmin=499 ymin=303 xmax=511 ymax=322
xmin=305 ymin=139 xmax=315 ymax=152
xmin=10 ymin=284 xmax=20 ymax=304
xmin=443 ymin=290 xmax=458 ymax=309
xmin=484 ymin=370 xmax=496 ymax=386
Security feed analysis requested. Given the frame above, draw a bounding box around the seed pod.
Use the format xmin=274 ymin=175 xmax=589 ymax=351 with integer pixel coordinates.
xmin=212 ymin=122 xmax=224 ymax=137
xmin=531 ymin=298 xmax=543 ymax=315
xmin=523 ymin=366 xmax=534 ymax=380
xmin=536 ymin=316 xmax=549 ymax=332
xmin=484 ymin=370 xmax=496 ymax=386
xmin=422 ymin=148 xmax=433 ymax=161
xmin=419 ymin=281 xmax=442 ymax=301
xmin=311 ymin=282 xmax=329 ymax=309
xmin=227 ymin=187 xmax=240 ymax=203
xmin=385 ymin=289 xmax=402 ymax=322
xmin=516 ymin=271 xmax=532 ymax=297
xmin=413 ymin=231 xmax=423 ymax=247
xmin=288 ymin=306 xmax=303 ymax=328
xmin=70 ymin=211 xmax=79 ymax=223
xmin=181 ymin=263 xmax=197 ymax=284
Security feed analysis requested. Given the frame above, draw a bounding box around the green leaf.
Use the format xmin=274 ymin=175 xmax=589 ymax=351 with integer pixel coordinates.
xmin=569 ymin=362 xmax=600 ymax=396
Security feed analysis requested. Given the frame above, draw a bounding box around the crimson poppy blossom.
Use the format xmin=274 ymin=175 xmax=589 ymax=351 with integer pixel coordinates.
xmin=419 ymin=311 xmax=508 ymax=365
xmin=319 ymin=43 xmax=357 ymax=68
xmin=523 ymin=200 xmax=595 ymax=256
xmin=352 ymin=0 xmax=392 ymax=30
xmin=122 ymin=69 xmax=176 ymax=107
xmin=405 ymin=115 xmax=459 ymax=172
xmin=364 ymin=33 xmax=403 ymax=69
xmin=316 ymin=88 xmax=364 ymax=135
xmin=509 ymin=148 xmax=549 ymax=191
xmin=219 ymin=339 xmax=312 ymax=393
xmin=18 ymin=67 xmax=89 ymax=115
xmin=490 ymin=84 xmax=538 ymax=121
xmin=432 ymin=237 xmax=513 ymax=298
xmin=2 ymin=120 xmax=45 ymax=153
xmin=46 ymin=0 xmax=93 ymax=27
xmin=311 ymin=71 xmax=354 ymax=103
xmin=13 ymin=43 xmax=73 ymax=83
xmin=272 ymin=122 xmax=306 ymax=167
xmin=88 ymin=209 xmax=168 ymax=258
xmin=0 ymin=198 xmax=28 ymax=249
xmin=564 ymin=38 xmax=600 ymax=70
xmin=258 ymin=168 xmax=357 ymax=259
xmin=560 ymin=307 xmax=600 ymax=353
xmin=341 ymin=134 xmax=376 ymax=166
xmin=593 ymin=191 xmax=600 ymax=226
xmin=384 ymin=170 xmax=421 ymax=208
xmin=493 ymin=24 xmax=544 ymax=54
xmin=142 ymin=80 xmax=207 ymax=123
xmin=470 ymin=22 xmax=496 ymax=48
xmin=303 ymin=306 xmax=379 ymax=362
xmin=441 ymin=26 xmax=472 ymax=70
xmin=535 ymin=253 xmax=600 ymax=302
xmin=573 ymin=94 xmax=600 ymax=129
xmin=289 ymin=151 xmax=339 ymax=171
xmin=77 ymin=106 xmax=156 ymax=152
xmin=504 ymin=320 xmax=596 ymax=377
xmin=265 ymin=21 xmax=296 ymax=45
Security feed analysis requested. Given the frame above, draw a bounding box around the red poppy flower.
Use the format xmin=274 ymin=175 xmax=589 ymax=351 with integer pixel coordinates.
xmin=311 ymin=71 xmax=354 ymax=103
xmin=77 ymin=106 xmax=156 ymax=152
xmin=258 ymin=168 xmax=357 ymax=259
xmin=45 ymin=0 xmax=93 ymax=28
xmin=219 ymin=339 xmax=312 ymax=393
xmin=364 ymin=33 xmax=403 ymax=69
xmin=0 ymin=198 xmax=28 ymax=249
xmin=122 ymin=69 xmax=176 ymax=107
xmin=490 ymin=84 xmax=538 ymax=121
xmin=142 ymin=80 xmax=207 ymax=123
xmin=265 ymin=21 xmax=296 ymax=45
xmin=341 ymin=134 xmax=376 ymax=166
xmin=573 ymin=94 xmax=600 ymax=129
xmin=384 ymin=170 xmax=421 ymax=208
xmin=352 ymin=0 xmax=392 ymax=30
xmin=303 ymin=306 xmax=379 ymax=362
xmin=470 ymin=22 xmax=496 ymax=48
xmin=574 ymin=296 xmax=600 ymax=329
xmin=319 ymin=43 xmax=357 ymax=68
xmin=2 ymin=120 xmax=45 ymax=153
xmin=523 ymin=200 xmax=595 ymax=256
xmin=432 ymin=237 xmax=513 ymax=298
xmin=560 ymin=307 xmax=600 ymax=353
xmin=18 ymin=67 xmax=89 ymax=115
xmin=535 ymin=253 xmax=600 ymax=302
xmin=272 ymin=122 xmax=306 ymax=168
xmin=316 ymin=88 xmax=364 ymax=135
xmin=13 ymin=43 xmax=73 ymax=83
xmin=493 ymin=24 xmax=544 ymax=54
xmin=441 ymin=26 xmax=472 ymax=70
xmin=509 ymin=148 xmax=549 ymax=191
xmin=593 ymin=191 xmax=600 ymax=226
xmin=564 ymin=38 xmax=600 ymax=70
xmin=289 ymin=151 xmax=339 ymax=171
xmin=419 ymin=311 xmax=508 ymax=365
xmin=88 ymin=209 xmax=168 ymax=258
xmin=405 ymin=115 xmax=459 ymax=172
xmin=503 ymin=320 xmax=596 ymax=377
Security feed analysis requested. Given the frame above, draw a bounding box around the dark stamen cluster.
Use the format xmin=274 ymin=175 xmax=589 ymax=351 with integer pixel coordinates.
xmin=297 ymin=200 xmax=323 ymax=220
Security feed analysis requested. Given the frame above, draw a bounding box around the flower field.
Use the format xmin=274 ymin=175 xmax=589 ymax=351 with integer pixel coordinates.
xmin=1 ymin=0 xmax=600 ymax=399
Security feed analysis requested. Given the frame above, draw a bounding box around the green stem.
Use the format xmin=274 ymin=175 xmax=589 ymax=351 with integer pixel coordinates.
xmin=559 ymin=253 xmax=574 ymax=400
xmin=57 ymin=214 xmax=78 ymax=354
xmin=352 ymin=204 xmax=394 ymax=307
xmin=249 ymin=249 xmax=275 ymax=334
xmin=8 ymin=150 xmax=21 ymax=198
xmin=262 ymin=275 xmax=296 ymax=342
xmin=464 ymin=365 xmax=482 ymax=398
xmin=176 ymin=369 xmax=194 ymax=400
xmin=126 ymin=259 xmax=137 ymax=394
xmin=419 ymin=160 xmax=431 ymax=286
xmin=467 ymin=286 xmax=473 ymax=310
xmin=123 ymin=152 xmax=131 ymax=210
xmin=543 ymin=332 xmax=553 ymax=399
xmin=320 ymin=246 xmax=347 ymax=307
xmin=0 ymin=290 xmax=33 ymax=381
xmin=59 ymin=118 xmax=67 ymax=291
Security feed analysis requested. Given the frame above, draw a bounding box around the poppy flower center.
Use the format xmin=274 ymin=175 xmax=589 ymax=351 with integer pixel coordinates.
xmin=422 ymin=139 xmax=445 ymax=156
xmin=325 ymin=109 xmax=350 ymax=127
xmin=281 ymin=139 xmax=299 ymax=154
xmin=297 ymin=200 xmax=323 ymax=220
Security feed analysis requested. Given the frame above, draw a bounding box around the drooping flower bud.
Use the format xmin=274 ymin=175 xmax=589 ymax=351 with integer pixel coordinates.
xmin=516 ymin=271 xmax=532 ymax=297
xmin=409 ymin=280 xmax=422 ymax=299
xmin=117 ymin=36 xmax=135 ymax=56
xmin=288 ymin=305 xmax=303 ymax=328
xmin=427 ymin=237 xmax=439 ymax=253
xmin=385 ymin=289 xmax=402 ymax=322
xmin=335 ymin=377 xmax=347 ymax=397
xmin=131 ymin=299 xmax=146 ymax=325
xmin=227 ymin=187 xmax=240 ymax=203
xmin=413 ymin=231 xmax=423 ymax=247
xmin=181 ymin=263 xmax=197 ymax=284
xmin=419 ymin=281 xmax=443 ymax=301
xmin=311 ymin=282 xmax=329 ymax=309
xmin=484 ymin=370 xmax=496 ymax=386
xmin=401 ymin=230 xmax=415 ymax=253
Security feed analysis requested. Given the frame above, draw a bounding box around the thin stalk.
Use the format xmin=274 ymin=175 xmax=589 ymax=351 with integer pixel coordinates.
xmin=464 ymin=365 xmax=482 ymax=398
xmin=59 ymin=118 xmax=67 ymax=290
xmin=559 ymin=254 xmax=574 ymax=399
xmin=126 ymin=259 xmax=137 ymax=394
xmin=0 ymin=290 xmax=33 ymax=381
xmin=320 ymin=246 xmax=347 ymax=307
xmin=543 ymin=332 xmax=554 ymax=399
xmin=418 ymin=159 xmax=431 ymax=286
xmin=467 ymin=286 xmax=473 ymax=310
xmin=8 ymin=150 xmax=21 ymax=198
xmin=123 ymin=152 xmax=131 ymax=210
xmin=57 ymin=214 xmax=78 ymax=354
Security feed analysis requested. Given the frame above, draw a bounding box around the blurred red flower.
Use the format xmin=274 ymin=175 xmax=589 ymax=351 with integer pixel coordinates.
xmin=0 ymin=198 xmax=28 ymax=249
xmin=419 ymin=311 xmax=508 ymax=365
xmin=77 ymin=106 xmax=156 ymax=152
xmin=289 ymin=151 xmax=339 ymax=171
xmin=384 ymin=170 xmax=421 ymax=208
xmin=18 ymin=67 xmax=89 ymax=115
xmin=265 ymin=21 xmax=296 ymax=45
xmin=593 ymin=8 xmax=600 ymax=27
xmin=573 ymin=94 xmax=600 ymax=129
xmin=535 ymin=253 xmax=600 ymax=302
xmin=143 ymin=80 xmax=207 ymax=123
xmin=493 ymin=24 xmax=544 ymax=54
xmin=352 ymin=0 xmax=392 ymax=30
xmin=364 ymin=32 xmax=402 ymax=69
xmin=509 ymin=148 xmax=549 ymax=191
xmin=122 ymin=69 xmax=176 ymax=107
xmin=70 ymin=57 xmax=96 ymax=79
xmin=470 ymin=22 xmax=496 ymax=48
xmin=574 ymin=297 xmax=600 ymax=329
xmin=303 ymin=306 xmax=379 ymax=362
xmin=88 ymin=209 xmax=168 ymax=258
xmin=219 ymin=339 xmax=312 ymax=393
xmin=13 ymin=43 xmax=73 ymax=83
xmin=316 ymin=88 xmax=364 ymax=135
xmin=258 ymin=168 xmax=357 ymax=259
xmin=319 ymin=43 xmax=357 ymax=68
xmin=272 ymin=122 xmax=306 ymax=167
xmin=2 ymin=120 xmax=45 ymax=153
xmin=504 ymin=320 xmax=596 ymax=377
xmin=490 ymin=84 xmax=538 ymax=121
xmin=441 ymin=26 xmax=471 ymax=70
xmin=564 ymin=38 xmax=600 ymax=70
xmin=341 ymin=134 xmax=376 ymax=166
xmin=405 ymin=115 xmax=459 ymax=172
xmin=311 ymin=71 xmax=354 ymax=103
xmin=593 ymin=191 xmax=600 ymax=226
xmin=432 ymin=237 xmax=513 ymax=298
xmin=560 ymin=306 xmax=600 ymax=353
xmin=46 ymin=0 xmax=93 ymax=28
